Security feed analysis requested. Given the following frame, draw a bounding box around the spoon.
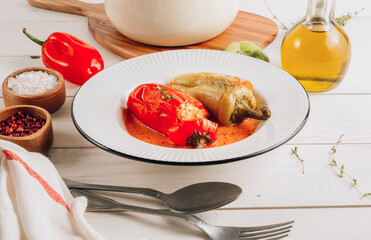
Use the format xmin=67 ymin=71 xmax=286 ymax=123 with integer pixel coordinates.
xmin=63 ymin=178 xmax=242 ymax=213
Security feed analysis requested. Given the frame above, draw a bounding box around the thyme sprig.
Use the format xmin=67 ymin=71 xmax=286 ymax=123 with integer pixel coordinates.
xmin=291 ymin=146 xmax=304 ymax=174
xmin=264 ymin=0 xmax=364 ymax=31
xmin=155 ymin=86 xmax=176 ymax=102
xmin=335 ymin=8 xmax=365 ymax=26
xmin=263 ymin=0 xmax=289 ymax=31
xmin=330 ymin=135 xmax=371 ymax=198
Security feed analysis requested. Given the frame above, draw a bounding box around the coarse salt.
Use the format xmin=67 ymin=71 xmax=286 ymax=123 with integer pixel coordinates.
xmin=8 ymin=70 xmax=58 ymax=95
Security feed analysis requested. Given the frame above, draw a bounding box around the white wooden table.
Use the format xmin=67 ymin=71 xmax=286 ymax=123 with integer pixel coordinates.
xmin=2 ymin=0 xmax=371 ymax=239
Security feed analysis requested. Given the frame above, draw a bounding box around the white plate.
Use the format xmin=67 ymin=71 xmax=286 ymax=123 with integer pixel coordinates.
xmin=72 ymin=50 xmax=309 ymax=165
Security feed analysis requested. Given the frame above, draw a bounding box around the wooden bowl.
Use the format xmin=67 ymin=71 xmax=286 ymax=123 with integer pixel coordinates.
xmin=2 ymin=67 xmax=66 ymax=114
xmin=0 ymin=105 xmax=53 ymax=154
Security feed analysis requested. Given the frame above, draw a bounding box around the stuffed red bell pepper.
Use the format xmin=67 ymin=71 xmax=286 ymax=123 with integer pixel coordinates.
xmin=127 ymin=83 xmax=218 ymax=148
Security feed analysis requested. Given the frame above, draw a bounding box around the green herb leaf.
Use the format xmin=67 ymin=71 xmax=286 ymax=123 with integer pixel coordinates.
xmin=335 ymin=8 xmax=364 ymax=27
xmin=335 ymin=14 xmax=352 ymax=27
xmin=329 ymin=134 xmax=371 ymax=198
xmin=154 ymin=86 xmax=176 ymax=102
xmin=291 ymin=146 xmax=304 ymax=174
xmin=331 ymin=147 xmax=336 ymax=153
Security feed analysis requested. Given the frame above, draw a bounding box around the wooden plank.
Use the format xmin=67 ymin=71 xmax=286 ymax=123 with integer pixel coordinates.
xmin=2 ymin=20 xmax=371 ymax=93
xmin=48 ymin=97 xmax=95 ymax=148
xmin=49 ymin=95 xmax=371 ymax=148
xmin=0 ymin=56 xmax=123 ymax=97
xmin=264 ymin=18 xmax=371 ymax=94
xmin=0 ymin=22 xmax=120 ymax=61
xmin=289 ymin=94 xmax=371 ymax=144
xmin=0 ymin=0 xmax=84 ymax=23
xmin=321 ymin=18 xmax=371 ymax=94
xmin=0 ymin=97 xmax=94 ymax=148
xmin=1 ymin=1 xmax=371 ymax=240
xmin=27 ymin=0 xmax=278 ymax=58
xmin=50 ymin=143 xmax=371 ymax=208
xmin=1 ymin=92 xmax=371 ymax=149
xmin=84 ymin=207 xmax=371 ymax=240
xmin=0 ymin=57 xmax=81 ymax=97
xmin=2 ymin=93 xmax=368 ymax=147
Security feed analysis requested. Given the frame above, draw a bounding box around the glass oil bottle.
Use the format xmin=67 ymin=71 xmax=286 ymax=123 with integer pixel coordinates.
xmin=281 ymin=0 xmax=351 ymax=92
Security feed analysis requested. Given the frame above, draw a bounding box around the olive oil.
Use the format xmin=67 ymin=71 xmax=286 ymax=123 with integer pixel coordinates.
xmin=281 ymin=0 xmax=351 ymax=92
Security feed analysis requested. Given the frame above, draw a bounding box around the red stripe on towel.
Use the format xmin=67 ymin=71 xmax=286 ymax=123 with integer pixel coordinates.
xmin=3 ymin=150 xmax=70 ymax=211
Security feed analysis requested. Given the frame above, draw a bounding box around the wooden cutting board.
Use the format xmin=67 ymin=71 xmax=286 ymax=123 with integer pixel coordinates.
xmin=28 ymin=0 xmax=278 ymax=59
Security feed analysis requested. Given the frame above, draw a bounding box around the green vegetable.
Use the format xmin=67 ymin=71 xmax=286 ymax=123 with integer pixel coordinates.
xmin=224 ymin=41 xmax=269 ymax=62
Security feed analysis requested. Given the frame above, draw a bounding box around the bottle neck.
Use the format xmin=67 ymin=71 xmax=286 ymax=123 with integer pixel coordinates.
xmin=302 ymin=0 xmax=335 ymax=31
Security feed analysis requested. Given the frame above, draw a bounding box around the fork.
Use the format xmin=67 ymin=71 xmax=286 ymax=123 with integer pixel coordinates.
xmin=71 ymin=189 xmax=293 ymax=240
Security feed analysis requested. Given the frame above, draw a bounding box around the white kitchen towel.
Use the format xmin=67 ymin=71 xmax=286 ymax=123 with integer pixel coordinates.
xmin=0 ymin=140 xmax=105 ymax=240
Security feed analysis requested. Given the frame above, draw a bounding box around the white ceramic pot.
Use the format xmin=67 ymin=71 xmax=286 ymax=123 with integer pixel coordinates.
xmin=105 ymin=0 xmax=239 ymax=47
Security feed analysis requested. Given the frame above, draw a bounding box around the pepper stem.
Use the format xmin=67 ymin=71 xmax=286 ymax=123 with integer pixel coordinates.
xmin=186 ymin=130 xmax=214 ymax=148
xmin=23 ymin=28 xmax=46 ymax=46
xmin=232 ymin=100 xmax=271 ymax=123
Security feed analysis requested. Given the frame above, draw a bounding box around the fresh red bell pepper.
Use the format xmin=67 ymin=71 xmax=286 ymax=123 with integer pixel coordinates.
xmin=23 ymin=28 xmax=104 ymax=85
xmin=127 ymin=83 xmax=218 ymax=147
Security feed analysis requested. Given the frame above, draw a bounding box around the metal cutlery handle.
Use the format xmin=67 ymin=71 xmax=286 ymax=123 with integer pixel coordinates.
xmin=72 ymin=189 xmax=294 ymax=240
xmin=71 ymin=189 xmax=205 ymax=226
xmin=64 ymin=178 xmax=162 ymax=198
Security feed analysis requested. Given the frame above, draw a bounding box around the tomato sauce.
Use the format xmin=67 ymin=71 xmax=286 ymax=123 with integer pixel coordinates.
xmin=123 ymin=109 xmax=259 ymax=148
